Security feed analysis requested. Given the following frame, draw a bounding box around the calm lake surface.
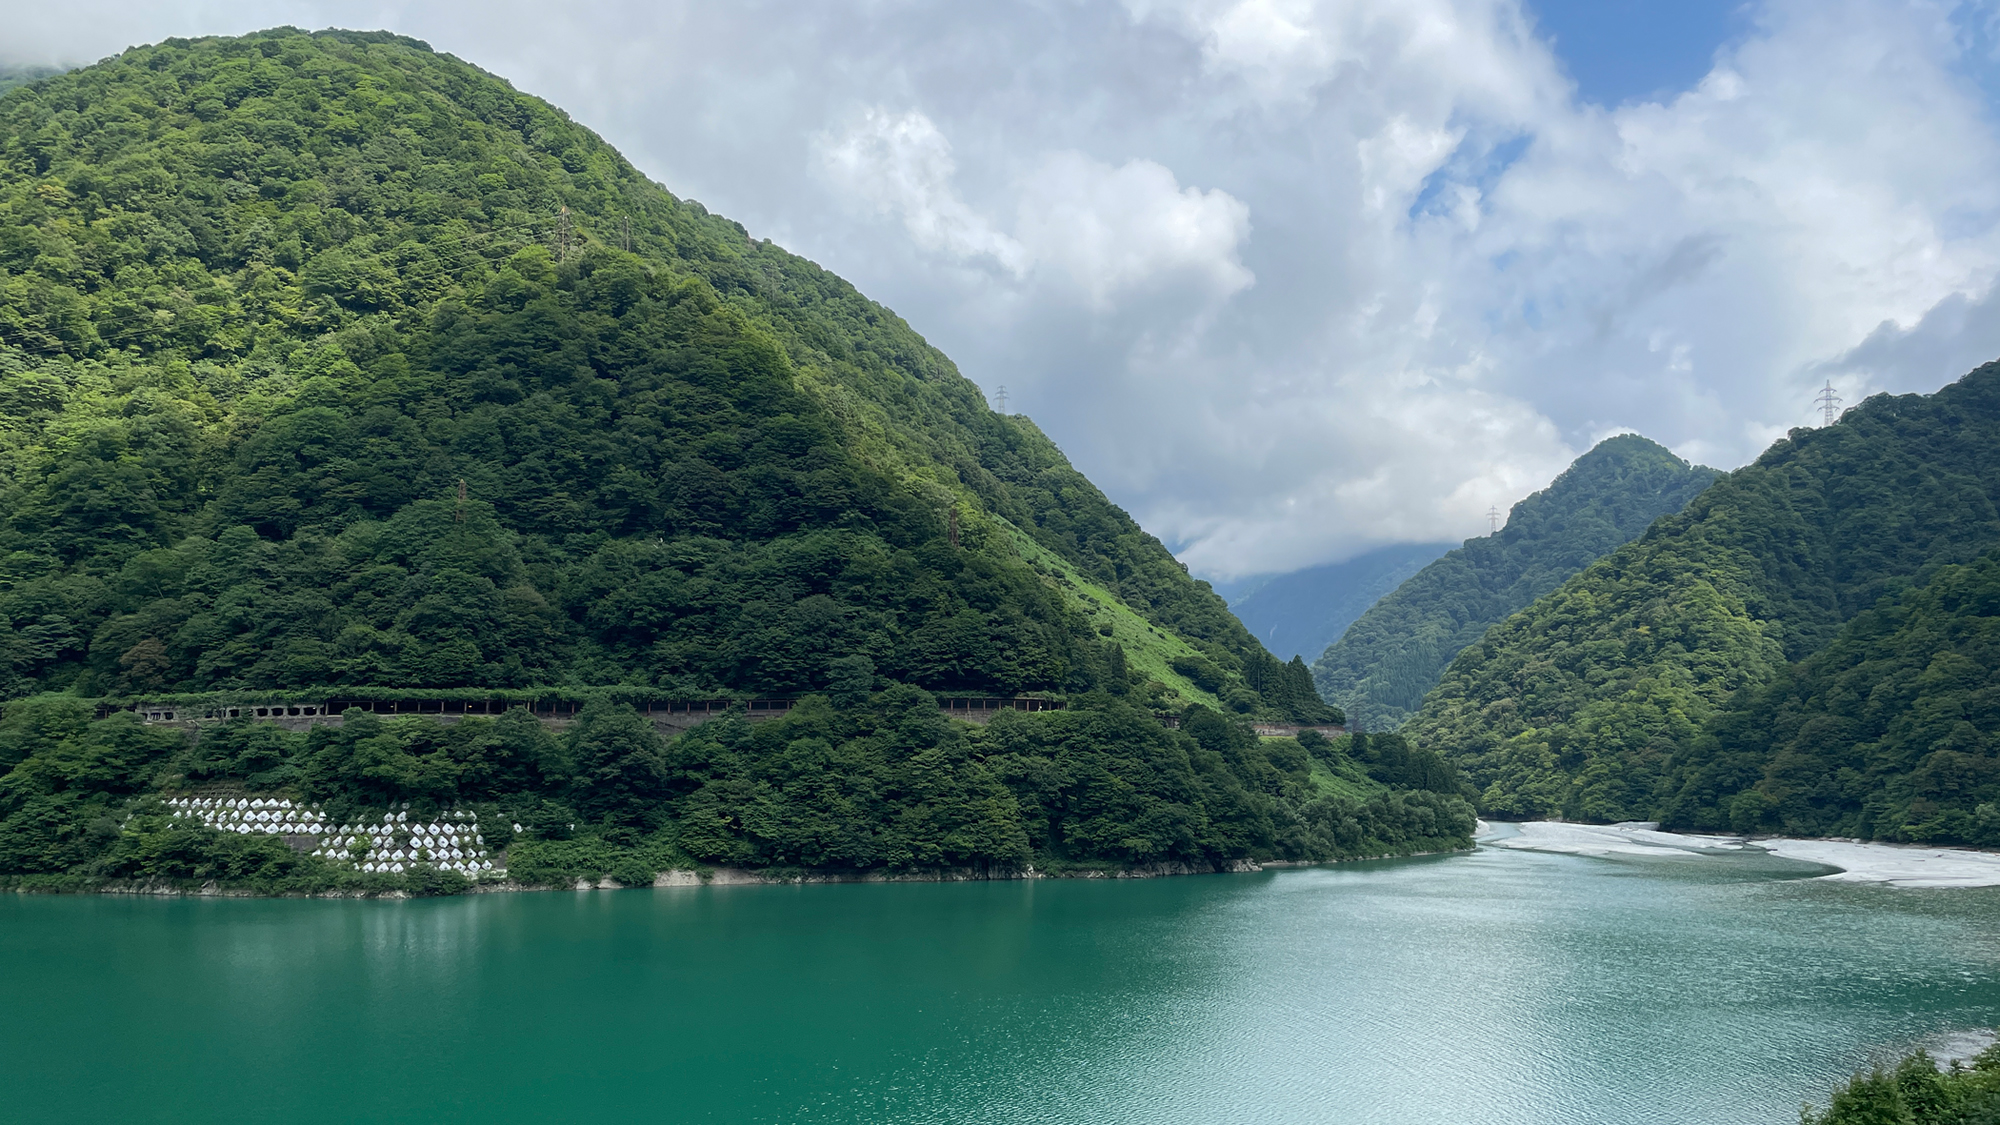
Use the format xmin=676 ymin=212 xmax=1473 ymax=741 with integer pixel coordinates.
xmin=7 ymin=840 xmax=2000 ymax=1125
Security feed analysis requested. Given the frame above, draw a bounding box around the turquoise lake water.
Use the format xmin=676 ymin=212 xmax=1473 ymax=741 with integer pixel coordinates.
xmin=6 ymin=842 xmax=2000 ymax=1124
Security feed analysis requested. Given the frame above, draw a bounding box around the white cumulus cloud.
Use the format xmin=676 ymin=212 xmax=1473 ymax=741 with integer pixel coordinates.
xmin=815 ymin=108 xmax=1029 ymax=276
xmin=16 ymin=0 xmax=2000 ymax=581
xmin=818 ymin=111 xmax=1252 ymax=311
xmin=1016 ymin=152 xmax=1253 ymax=308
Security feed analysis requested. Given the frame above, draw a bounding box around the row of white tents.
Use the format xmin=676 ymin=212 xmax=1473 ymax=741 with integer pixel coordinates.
xmin=161 ymin=794 xmax=502 ymax=877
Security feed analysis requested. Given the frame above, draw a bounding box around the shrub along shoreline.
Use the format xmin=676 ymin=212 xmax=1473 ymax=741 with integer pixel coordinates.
xmin=0 ymin=689 xmax=1476 ymax=897
xmin=1801 ymin=1044 xmax=2000 ymax=1124
xmin=5 ymin=844 xmax=1477 ymax=899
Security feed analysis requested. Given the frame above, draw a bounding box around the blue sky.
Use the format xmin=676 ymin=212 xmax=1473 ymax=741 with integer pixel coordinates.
xmin=12 ymin=1 xmax=2000 ymax=578
xmin=1531 ymin=0 xmax=1749 ymax=106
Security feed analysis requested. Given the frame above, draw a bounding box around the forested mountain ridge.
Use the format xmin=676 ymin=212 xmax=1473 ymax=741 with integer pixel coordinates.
xmin=1314 ymin=435 xmax=1718 ymax=731
xmin=1407 ymin=363 xmax=2000 ymax=821
xmin=0 ymin=27 xmax=1325 ymax=720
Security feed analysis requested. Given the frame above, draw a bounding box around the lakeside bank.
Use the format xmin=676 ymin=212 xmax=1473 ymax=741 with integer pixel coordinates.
xmin=6 ymin=841 xmax=1482 ymax=899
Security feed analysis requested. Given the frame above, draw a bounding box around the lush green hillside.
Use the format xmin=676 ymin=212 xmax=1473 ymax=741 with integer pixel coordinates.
xmin=0 ymin=27 xmax=1321 ymax=718
xmin=1226 ymin=541 xmax=1452 ymax=663
xmin=1663 ymin=550 xmax=2000 ymax=843
xmin=1315 ymin=435 xmax=1717 ymax=731
xmin=0 ymin=29 xmax=1387 ymax=891
xmin=1407 ymin=364 xmax=2000 ymax=820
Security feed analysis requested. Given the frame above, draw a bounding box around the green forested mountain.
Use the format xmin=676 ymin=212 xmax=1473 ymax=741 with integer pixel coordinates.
xmin=1407 ymin=364 xmax=2000 ymax=820
xmin=0 ymin=29 xmax=1406 ymax=892
xmin=1314 ymin=435 xmax=1717 ymax=731
xmin=1663 ymin=550 xmax=2000 ymax=842
xmin=0 ymin=28 xmax=1319 ymax=718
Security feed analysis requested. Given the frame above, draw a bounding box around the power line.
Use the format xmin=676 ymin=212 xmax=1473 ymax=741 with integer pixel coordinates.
xmin=1815 ymin=380 xmax=1843 ymax=427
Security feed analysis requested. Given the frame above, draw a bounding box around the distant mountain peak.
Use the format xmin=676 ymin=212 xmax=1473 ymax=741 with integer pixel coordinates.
xmin=1314 ymin=432 xmax=1719 ymax=731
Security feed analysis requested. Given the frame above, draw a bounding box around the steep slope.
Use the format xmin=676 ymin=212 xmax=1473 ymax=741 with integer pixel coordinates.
xmin=0 ymin=28 xmax=1318 ymax=719
xmin=1662 ymin=549 xmax=2000 ymax=843
xmin=1407 ymin=364 xmax=2000 ymax=820
xmin=1226 ymin=542 xmax=1453 ymax=662
xmin=1315 ymin=435 xmax=1718 ymax=731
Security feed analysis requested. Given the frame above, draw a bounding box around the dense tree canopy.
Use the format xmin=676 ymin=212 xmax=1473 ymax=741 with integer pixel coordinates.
xmin=1662 ymin=550 xmax=2000 ymax=844
xmin=0 ymin=691 xmax=1471 ymax=892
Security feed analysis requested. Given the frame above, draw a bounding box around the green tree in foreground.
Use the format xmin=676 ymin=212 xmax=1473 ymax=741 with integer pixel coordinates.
xmin=1802 ymin=1046 xmax=2000 ymax=1125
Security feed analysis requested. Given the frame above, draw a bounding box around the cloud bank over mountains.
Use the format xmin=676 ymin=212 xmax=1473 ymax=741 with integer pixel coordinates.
xmin=11 ymin=0 xmax=2000 ymax=577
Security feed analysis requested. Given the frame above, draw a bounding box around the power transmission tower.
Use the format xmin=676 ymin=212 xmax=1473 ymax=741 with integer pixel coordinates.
xmin=455 ymin=478 xmax=467 ymax=523
xmin=1815 ymin=380 xmax=1843 ymax=427
xmin=996 ymin=385 xmax=1008 ymax=414
xmin=621 ymin=214 xmax=631 ymax=253
xmin=1488 ymin=506 xmax=1501 ymax=535
xmin=555 ymin=205 xmax=573 ymax=263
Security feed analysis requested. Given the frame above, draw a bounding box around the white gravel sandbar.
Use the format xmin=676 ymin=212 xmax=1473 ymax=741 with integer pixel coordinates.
xmin=1493 ymin=821 xmax=2000 ymax=887
xmin=1756 ymin=838 xmax=2000 ymax=889
xmin=1491 ymin=821 xmax=1744 ymax=857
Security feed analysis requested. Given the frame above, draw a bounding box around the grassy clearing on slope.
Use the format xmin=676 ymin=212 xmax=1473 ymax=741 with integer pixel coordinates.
xmin=1001 ymin=523 xmax=1222 ymax=708
xmin=793 ymin=366 xmax=1226 ymax=708
xmin=1301 ymin=750 xmax=1388 ymax=801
